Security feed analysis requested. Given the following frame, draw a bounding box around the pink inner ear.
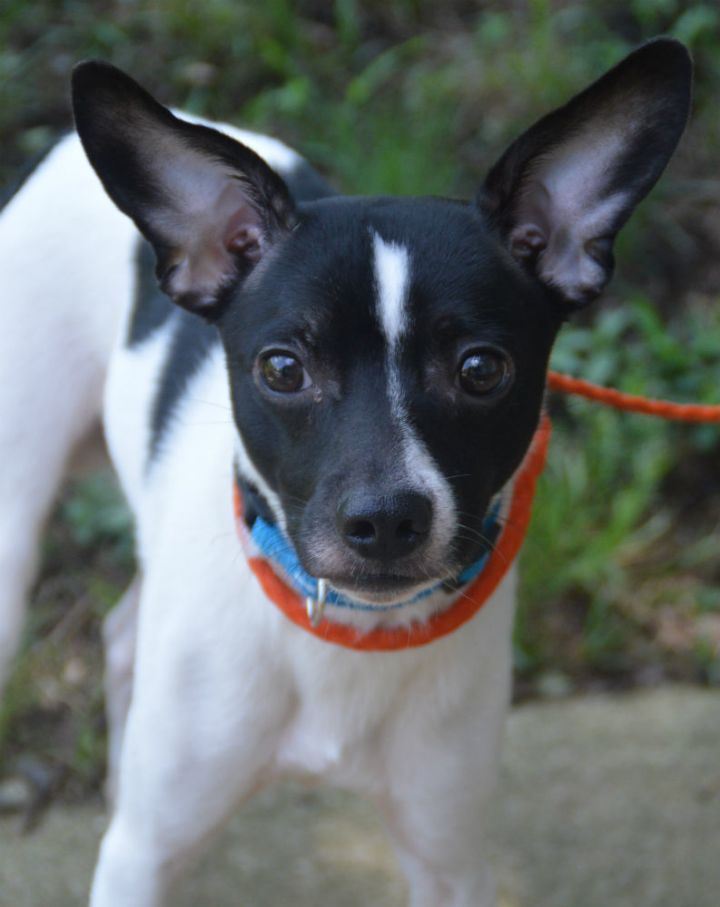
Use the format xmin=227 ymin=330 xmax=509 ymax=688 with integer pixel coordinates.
xmin=215 ymin=178 xmax=266 ymax=262
xmin=162 ymin=198 xmax=266 ymax=311
xmin=155 ymin=174 xmax=276 ymax=311
xmin=509 ymin=223 xmax=547 ymax=261
xmin=225 ymin=214 xmax=264 ymax=263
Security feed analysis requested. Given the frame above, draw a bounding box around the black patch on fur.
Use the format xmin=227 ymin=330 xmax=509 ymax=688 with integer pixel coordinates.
xmin=149 ymin=311 xmax=219 ymax=460
xmin=283 ymin=160 xmax=335 ymax=204
xmin=127 ymin=239 xmax=174 ymax=345
xmin=236 ymin=475 xmax=277 ymax=528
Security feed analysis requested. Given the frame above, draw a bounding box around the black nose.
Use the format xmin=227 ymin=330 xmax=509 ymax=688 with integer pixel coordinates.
xmin=336 ymin=491 xmax=432 ymax=560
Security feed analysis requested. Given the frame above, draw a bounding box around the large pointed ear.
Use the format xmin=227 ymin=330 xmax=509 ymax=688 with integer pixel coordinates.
xmin=72 ymin=61 xmax=297 ymax=316
xmin=480 ymin=38 xmax=692 ymax=308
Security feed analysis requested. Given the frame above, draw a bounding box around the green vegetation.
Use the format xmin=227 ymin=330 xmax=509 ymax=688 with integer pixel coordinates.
xmin=519 ymin=302 xmax=720 ymax=689
xmin=2 ymin=0 xmax=720 ymax=796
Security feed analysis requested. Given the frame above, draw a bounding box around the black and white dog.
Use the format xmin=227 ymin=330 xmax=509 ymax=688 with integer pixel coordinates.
xmin=0 ymin=39 xmax=691 ymax=906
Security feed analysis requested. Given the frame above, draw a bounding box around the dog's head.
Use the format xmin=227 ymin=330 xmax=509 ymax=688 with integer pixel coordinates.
xmin=72 ymin=40 xmax=691 ymax=604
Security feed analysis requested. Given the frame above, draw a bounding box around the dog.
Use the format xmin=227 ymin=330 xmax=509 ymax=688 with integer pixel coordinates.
xmin=0 ymin=38 xmax=691 ymax=906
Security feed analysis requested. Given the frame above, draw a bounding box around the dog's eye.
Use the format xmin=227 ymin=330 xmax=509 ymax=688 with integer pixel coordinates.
xmin=457 ymin=347 xmax=513 ymax=397
xmin=259 ymin=351 xmax=309 ymax=393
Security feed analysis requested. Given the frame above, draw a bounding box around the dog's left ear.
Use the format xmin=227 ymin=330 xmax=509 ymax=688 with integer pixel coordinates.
xmin=480 ymin=38 xmax=692 ymax=307
xmin=72 ymin=61 xmax=297 ymax=317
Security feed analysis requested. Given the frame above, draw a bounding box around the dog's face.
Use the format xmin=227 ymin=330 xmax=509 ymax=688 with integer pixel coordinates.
xmin=72 ymin=41 xmax=690 ymax=602
xmin=217 ymin=197 xmax=557 ymax=599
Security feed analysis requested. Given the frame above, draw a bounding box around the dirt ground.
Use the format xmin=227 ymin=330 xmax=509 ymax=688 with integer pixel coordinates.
xmin=1 ymin=686 xmax=718 ymax=907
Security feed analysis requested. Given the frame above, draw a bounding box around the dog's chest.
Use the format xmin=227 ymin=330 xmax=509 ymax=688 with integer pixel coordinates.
xmin=271 ymin=655 xmax=405 ymax=788
xmin=267 ymin=637 xmax=439 ymax=791
xmin=274 ymin=712 xmax=361 ymax=782
xmin=268 ymin=619 xmax=500 ymax=791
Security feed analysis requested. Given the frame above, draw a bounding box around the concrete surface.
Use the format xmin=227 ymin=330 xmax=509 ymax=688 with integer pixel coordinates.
xmin=1 ymin=687 xmax=718 ymax=906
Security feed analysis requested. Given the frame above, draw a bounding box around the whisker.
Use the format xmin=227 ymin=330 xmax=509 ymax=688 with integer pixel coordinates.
xmin=455 ymin=521 xmax=489 ymax=542
xmin=187 ymin=397 xmax=233 ymax=413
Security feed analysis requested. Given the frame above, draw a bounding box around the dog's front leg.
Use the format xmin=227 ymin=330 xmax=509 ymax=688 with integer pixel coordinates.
xmin=387 ymin=813 xmax=498 ymax=907
xmin=89 ymin=574 xmax=293 ymax=907
xmin=381 ymin=702 xmax=507 ymax=907
xmin=377 ymin=605 xmax=513 ymax=907
xmin=102 ymin=575 xmax=141 ymax=808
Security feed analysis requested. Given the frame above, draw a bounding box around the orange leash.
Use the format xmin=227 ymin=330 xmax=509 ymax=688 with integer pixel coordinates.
xmin=547 ymin=370 xmax=720 ymax=423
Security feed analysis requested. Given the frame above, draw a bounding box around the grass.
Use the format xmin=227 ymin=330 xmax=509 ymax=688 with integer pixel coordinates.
xmin=1 ymin=0 xmax=720 ymax=796
xmin=517 ymin=301 xmax=720 ymax=687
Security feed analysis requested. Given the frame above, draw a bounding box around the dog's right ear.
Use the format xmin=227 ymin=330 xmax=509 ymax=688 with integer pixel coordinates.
xmin=479 ymin=38 xmax=692 ymax=308
xmin=72 ymin=61 xmax=297 ymax=317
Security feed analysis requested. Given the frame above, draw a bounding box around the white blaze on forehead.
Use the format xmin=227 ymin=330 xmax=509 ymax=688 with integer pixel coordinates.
xmin=370 ymin=230 xmax=458 ymax=566
xmin=372 ymin=232 xmax=411 ymax=349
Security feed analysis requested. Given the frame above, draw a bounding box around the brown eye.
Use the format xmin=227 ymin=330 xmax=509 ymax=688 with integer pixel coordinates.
xmin=458 ymin=347 xmax=512 ymax=397
xmin=259 ymin=352 xmax=308 ymax=393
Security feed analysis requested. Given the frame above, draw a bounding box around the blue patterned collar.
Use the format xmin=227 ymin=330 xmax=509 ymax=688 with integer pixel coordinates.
xmin=239 ymin=486 xmax=503 ymax=621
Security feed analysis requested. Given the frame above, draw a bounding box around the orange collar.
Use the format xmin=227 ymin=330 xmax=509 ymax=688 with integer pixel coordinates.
xmin=233 ymin=415 xmax=551 ymax=651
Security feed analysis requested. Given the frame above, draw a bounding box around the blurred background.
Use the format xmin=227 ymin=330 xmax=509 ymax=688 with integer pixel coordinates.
xmin=1 ymin=0 xmax=720 ymax=810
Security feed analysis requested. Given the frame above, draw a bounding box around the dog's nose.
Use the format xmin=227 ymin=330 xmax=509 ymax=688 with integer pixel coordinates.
xmin=336 ymin=491 xmax=432 ymax=559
